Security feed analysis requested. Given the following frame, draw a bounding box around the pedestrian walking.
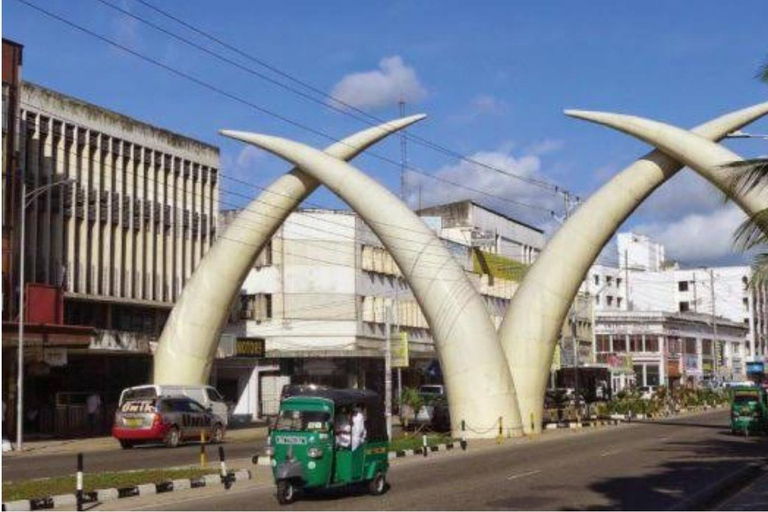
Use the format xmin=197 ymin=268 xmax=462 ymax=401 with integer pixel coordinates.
xmin=86 ymin=393 xmax=102 ymax=435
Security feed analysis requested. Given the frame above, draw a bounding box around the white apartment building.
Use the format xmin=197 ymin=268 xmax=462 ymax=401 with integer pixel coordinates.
xmin=216 ymin=204 xmax=569 ymax=420
xmin=585 ymin=232 xmax=765 ymax=392
xmin=618 ymin=232 xmax=666 ymax=272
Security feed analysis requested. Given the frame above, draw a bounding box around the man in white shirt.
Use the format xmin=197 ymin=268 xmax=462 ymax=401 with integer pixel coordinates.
xmin=351 ymin=406 xmax=367 ymax=450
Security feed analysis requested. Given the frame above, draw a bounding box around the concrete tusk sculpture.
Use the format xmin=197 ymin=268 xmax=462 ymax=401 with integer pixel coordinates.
xmin=564 ymin=110 xmax=768 ymax=214
xmin=220 ymin=130 xmax=523 ymax=438
xmin=154 ymin=114 xmax=427 ymax=385
xmin=500 ymin=101 xmax=768 ymax=434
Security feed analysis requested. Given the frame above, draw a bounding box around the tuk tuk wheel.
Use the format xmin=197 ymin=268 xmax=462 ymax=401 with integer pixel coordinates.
xmin=369 ymin=472 xmax=387 ymax=495
xmin=276 ymin=480 xmax=296 ymax=505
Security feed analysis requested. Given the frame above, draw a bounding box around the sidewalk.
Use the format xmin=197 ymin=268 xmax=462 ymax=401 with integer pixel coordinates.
xmin=717 ymin=467 xmax=768 ymax=511
xmin=2 ymin=426 xmax=268 ymax=458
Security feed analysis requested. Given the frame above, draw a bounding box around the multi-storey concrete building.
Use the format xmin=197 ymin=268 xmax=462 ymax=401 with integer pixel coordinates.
xmin=595 ymin=311 xmax=748 ymax=389
xmin=216 ymin=205 xmax=590 ymax=420
xmin=2 ymin=79 xmax=219 ymax=437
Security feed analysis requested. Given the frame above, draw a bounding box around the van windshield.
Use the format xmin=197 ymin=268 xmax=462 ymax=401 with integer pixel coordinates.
xmin=275 ymin=410 xmax=331 ymax=432
xmin=122 ymin=388 xmax=157 ymax=403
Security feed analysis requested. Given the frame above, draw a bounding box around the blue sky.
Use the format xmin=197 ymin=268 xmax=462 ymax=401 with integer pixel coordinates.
xmin=4 ymin=0 xmax=768 ymax=266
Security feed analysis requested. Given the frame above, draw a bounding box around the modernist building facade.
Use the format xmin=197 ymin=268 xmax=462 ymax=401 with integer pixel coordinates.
xmin=2 ymin=73 xmax=220 ymax=437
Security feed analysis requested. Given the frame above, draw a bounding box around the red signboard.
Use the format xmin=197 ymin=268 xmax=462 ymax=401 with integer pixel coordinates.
xmin=25 ymin=283 xmax=64 ymax=324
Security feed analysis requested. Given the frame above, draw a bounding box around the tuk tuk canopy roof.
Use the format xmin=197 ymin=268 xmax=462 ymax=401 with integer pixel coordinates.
xmin=282 ymin=388 xmax=386 ymax=442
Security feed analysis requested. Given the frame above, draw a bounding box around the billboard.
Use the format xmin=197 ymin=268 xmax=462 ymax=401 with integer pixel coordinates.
xmin=746 ymin=361 xmax=765 ymax=375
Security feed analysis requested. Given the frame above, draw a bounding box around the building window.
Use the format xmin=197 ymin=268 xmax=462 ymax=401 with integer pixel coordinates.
xmin=679 ymin=301 xmax=690 ymax=312
xmin=595 ymin=295 xmax=600 ymax=306
xmin=606 ymin=276 xmax=613 ymax=286
xmin=606 ymin=296 xmax=614 ymax=307
xmin=645 ymin=337 xmax=659 ymax=352
xmin=668 ymin=337 xmax=681 ymax=355
xmin=702 ymin=339 xmax=713 ymax=356
xmin=255 ymin=240 xmax=273 ymax=268
xmin=678 ymin=281 xmax=689 ymax=292
xmin=684 ymin=338 xmax=697 ymax=354
xmin=630 ymin=335 xmax=643 ymax=352
xmin=596 ymin=335 xmax=610 ymax=352
xmin=743 ymin=297 xmax=749 ymax=311
xmin=594 ymin=275 xmax=600 ymax=286
xmin=613 ymin=336 xmax=627 ymax=353
xmin=617 ymin=297 xmax=623 ymax=308
xmin=646 ymin=364 xmax=660 ymax=386
xmin=617 ymin=278 xmax=622 ymax=288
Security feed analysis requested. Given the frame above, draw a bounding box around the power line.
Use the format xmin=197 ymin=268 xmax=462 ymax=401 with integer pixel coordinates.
xmin=14 ymin=0 xmax=556 ymax=218
xmin=122 ymin=0 xmax=571 ymax=195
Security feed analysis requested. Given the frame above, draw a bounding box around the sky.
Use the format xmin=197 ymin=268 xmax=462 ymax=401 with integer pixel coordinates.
xmin=4 ymin=0 xmax=768 ymax=268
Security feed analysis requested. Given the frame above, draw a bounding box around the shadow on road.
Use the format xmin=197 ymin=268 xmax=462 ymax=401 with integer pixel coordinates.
xmin=487 ymin=430 xmax=767 ymax=511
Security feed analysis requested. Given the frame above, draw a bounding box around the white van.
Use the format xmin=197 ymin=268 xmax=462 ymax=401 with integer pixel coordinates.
xmin=119 ymin=384 xmax=229 ymax=426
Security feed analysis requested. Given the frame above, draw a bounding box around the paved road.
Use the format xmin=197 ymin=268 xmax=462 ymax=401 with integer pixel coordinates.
xmin=2 ymin=437 xmax=266 ymax=482
xmin=100 ymin=410 xmax=768 ymax=511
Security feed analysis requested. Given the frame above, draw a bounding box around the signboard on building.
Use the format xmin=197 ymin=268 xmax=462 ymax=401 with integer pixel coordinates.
xmin=43 ymin=348 xmax=67 ymax=367
xmin=235 ymin=337 xmax=265 ymax=358
xmin=392 ymin=332 xmax=409 ymax=368
xmin=747 ymin=361 xmax=765 ymax=375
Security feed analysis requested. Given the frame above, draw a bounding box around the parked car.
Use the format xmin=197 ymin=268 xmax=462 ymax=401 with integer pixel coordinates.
xmin=112 ymin=396 xmax=225 ymax=449
xmin=119 ymin=384 xmax=229 ymax=426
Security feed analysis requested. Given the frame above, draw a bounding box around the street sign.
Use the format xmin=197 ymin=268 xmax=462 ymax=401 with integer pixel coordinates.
xmin=392 ymin=332 xmax=409 ymax=368
xmin=235 ymin=337 xmax=265 ymax=358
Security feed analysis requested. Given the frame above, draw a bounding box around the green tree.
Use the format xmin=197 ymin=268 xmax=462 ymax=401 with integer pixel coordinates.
xmin=726 ymin=56 xmax=768 ymax=286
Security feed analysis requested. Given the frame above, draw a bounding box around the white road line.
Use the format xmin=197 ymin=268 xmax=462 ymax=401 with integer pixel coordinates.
xmin=507 ymin=469 xmax=541 ymax=480
xmin=600 ymin=449 xmax=623 ymax=457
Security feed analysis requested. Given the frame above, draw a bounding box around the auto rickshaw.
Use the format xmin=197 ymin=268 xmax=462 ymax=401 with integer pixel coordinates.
xmin=730 ymin=385 xmax=768 ymax=435
xmin=265 ymin=388 xmax=389 ymax=504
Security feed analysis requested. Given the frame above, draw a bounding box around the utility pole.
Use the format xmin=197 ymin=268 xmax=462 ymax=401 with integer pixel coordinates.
xmin=399 ymin=98 xmax=407 ymax=203
xmin=384 ymin=302 xmax=393 ymax=440
xmin=710 ymin=269 xmax=719 ymax=378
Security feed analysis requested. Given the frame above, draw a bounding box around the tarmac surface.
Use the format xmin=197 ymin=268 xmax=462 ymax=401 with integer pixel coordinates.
xmin=47 ymin=409 xmax=768 ymax=511
xmin=2 ymin=427 xmax=267 ymax=481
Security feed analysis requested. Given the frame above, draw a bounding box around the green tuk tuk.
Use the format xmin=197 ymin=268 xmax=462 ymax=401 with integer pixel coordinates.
xmin=265 ymin=388 xmax=389 ymax=505
xmin=730 ymin=386 xmax=768 ymax=435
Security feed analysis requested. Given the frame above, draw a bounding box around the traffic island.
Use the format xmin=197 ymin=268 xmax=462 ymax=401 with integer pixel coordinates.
xmin=1 ymin=468 xmax=251 ymax=511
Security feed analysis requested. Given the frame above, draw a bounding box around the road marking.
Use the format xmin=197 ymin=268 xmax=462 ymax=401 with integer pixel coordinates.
xmin=507 ymin=469 xmax=541 ymax=480
xmin=600 ymin=449 xmax=623 ymax=457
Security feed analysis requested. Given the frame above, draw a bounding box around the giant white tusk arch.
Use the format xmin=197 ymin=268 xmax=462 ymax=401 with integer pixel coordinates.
xmin=501 ymin=101 xmax=768 ymax=434
xmin=154 ymin=114 xmax=427 ymax=385
xmin=220 ymin=131 xmax=523 ymax=438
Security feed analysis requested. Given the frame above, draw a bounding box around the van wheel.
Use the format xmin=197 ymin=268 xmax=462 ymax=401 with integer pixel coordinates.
xmin=165 ymin=426 xmax=181 ymax=448
xmin=369 ymin=472 xmax=386 ymax=495
xmin=211 ymin=423 xmax=225 ymax=444
xmin=119 ymin=440 xmax=134 ymax=450
xmin=276 ymin=480 xmax=296 ymax=505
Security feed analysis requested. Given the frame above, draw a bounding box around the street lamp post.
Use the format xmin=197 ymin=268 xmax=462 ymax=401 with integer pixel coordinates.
xmin=15 ymin=177 xmax=75 ymax=451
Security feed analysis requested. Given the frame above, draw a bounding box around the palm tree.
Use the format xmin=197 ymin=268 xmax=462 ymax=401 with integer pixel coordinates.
xmin=726 ymin=56 xmax=768 ymax=285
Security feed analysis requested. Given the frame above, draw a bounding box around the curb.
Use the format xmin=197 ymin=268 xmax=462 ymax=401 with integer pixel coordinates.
xmin=669 ymin=462 xmax=765 ymax=511
xmin=1 ymin=470 xmax=251 ymax=511
xmin=252 ymin=441 xmax=465 ymax=466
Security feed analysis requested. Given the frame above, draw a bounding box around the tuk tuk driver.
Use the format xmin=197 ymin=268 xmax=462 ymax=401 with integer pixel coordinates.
xmin=335 ymin=412 xmax=352 ymax=449
xmin=351 ymin=405 xmax=367 ymax=450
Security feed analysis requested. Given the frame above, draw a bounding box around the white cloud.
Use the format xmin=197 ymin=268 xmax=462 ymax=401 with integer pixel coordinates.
xmin=633 ymin=204 xmax=749 ymax=264
xmin=632 ymin=170 xmax=725 ymax=223
xmin=470 ymin=94 xmax=505 ymax=115
xmin=330 ymin=56 xmax=427 ymax=110
xmin=525 ymin=139 xmax=565 ymax=156
xmin=236 ymin=146 xmax=268 ymax=170
xmin=406 ymin=148 xmax=560 ymax=231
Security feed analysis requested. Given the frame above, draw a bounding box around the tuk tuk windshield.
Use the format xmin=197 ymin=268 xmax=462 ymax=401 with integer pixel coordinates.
xmin=733 ymin=393 xmax=759 ymax=405
xmin=275 ymin=410 xmax=331 ymax=432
